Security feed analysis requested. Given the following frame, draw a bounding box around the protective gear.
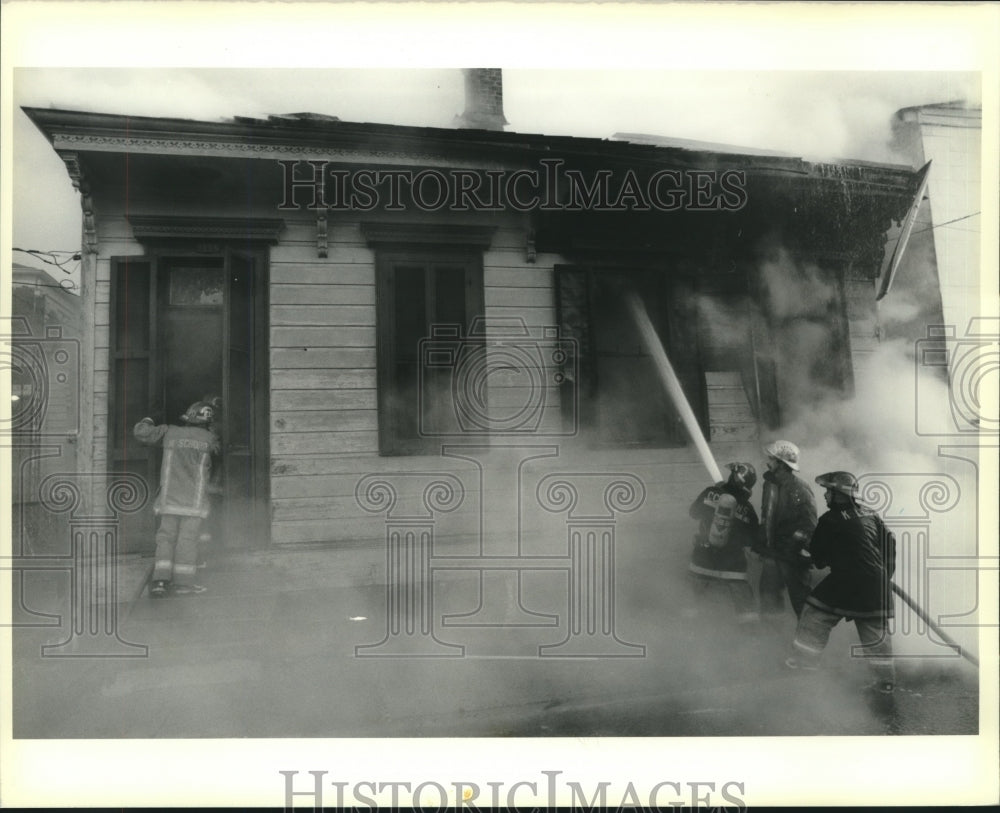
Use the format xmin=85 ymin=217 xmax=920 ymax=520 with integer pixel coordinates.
xmin=815 ymin=470 xmax=859 ymax=501
xmin=763 ymin=439 xmax=800 ymax=471
xmin=202 ymin=393 xmax=223 ymax=413
xmin=725 ymin=461 xmax=757 ymax=498
xmin=759 ymin=471 xmax=817 ymax=560
xmin=796 ymin=495 xmax=898 ymax=689
xmin=134 ymin=417 xmax=220 ymax=588
xmin=181 ymin=401 xmax=215 ymax=427
xmin=784 ymin=655 xmax=819 ymax=671
xmin=689 ymin=484 xmax=759 ymax=576
xmin=794 ymin=496 xmax=898 ymax=688
xmin=172 ymin=583 xmax=208 ymax=595
xmin=134 ymin=420 xmax=221 ymax=518
xmin=806 ymin=502 xmax=896 ymax=617
xmin=707 ymin=493 xmax=738 ymax=548
xmin=757 ymin=467 xmax=819 ymax=617
xmin=688 ymin=482 xmax=760 ymax=619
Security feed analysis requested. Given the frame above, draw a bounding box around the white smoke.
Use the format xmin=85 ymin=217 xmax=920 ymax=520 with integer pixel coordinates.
xmin=782 ymin=338 xmax=954 ymax=475
xmin=749 ymin=236 xmax=984 ymax=667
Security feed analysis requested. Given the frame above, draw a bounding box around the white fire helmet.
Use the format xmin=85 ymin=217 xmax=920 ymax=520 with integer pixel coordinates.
xmin=763 ymin=439 xmax=800 ymax=471
xmin=181 ymin=401 xmax=215 ymax=427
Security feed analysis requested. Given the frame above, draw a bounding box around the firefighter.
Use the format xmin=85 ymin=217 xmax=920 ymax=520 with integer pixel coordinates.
xmin=134 ymin=400 xmax=221 ymax=597
xmin=687 ymin=462 xmax=761 ymax=623
xmin=786 ymin=471 xmax=897 ymax=694
xmin=752 ymin=439 xmax=818 ymax=618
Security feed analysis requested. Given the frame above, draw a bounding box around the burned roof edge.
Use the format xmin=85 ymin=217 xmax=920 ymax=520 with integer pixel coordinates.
xmin=22 ymin=104 xmax=917 ymax=188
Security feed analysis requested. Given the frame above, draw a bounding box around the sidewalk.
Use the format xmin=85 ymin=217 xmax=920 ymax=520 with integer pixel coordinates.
xmin=10 ymin=539 xmax=980 ymax=738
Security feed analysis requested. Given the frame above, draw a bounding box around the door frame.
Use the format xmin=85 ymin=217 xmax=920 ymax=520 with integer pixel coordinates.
xmin=108 ymin=241 xmax=271 ymax=550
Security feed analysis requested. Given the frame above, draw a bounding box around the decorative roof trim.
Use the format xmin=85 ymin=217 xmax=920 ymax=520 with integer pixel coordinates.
xmin=57 ymin=151 xmax=98 ymax=255
xmin=48 ymin=132 xmax=512 ymax=171
xmin=361 ymin=222 xmax=496 ymax=249
xmin=128 ymin=215 xmax=285 ymax=243
xmin=24 ymin=107 xmax=918 ymax=185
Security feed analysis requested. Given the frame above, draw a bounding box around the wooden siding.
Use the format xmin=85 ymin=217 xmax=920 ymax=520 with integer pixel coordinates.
xmin=269 ymin=443 xmax=742 ymax=546
xmin=269 ymin=214 xmax=568 ymax=544
xmin=86 ymin=190 xmax=763 ymax=551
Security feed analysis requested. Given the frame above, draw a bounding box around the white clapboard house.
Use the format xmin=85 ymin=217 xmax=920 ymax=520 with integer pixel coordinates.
xmin=24 ymin=70 xmax=922 ymax=557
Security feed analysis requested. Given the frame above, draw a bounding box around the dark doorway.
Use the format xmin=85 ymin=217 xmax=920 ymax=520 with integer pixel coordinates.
xmin=110 ymin=249 xmax=269 ymax=553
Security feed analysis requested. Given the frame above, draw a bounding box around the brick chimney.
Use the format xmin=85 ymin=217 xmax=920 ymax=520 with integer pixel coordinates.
xmin=455 ymin=68 xmax=508 ymax=131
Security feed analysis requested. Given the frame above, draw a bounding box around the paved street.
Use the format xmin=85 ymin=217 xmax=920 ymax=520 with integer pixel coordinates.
xmin=10 ymin=532 xmax=979 ymax=740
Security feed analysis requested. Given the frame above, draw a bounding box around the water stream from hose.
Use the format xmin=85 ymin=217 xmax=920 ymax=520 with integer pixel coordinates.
xmin=622 ymin=289 xmax=723 ymax=483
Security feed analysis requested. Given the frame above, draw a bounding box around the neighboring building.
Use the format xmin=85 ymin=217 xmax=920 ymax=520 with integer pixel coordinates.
xmin=889 ymin=103 xmax=982 ymax=342
xmin=23 ymin=71 xmax=923 ymax=555
xmin=8 ymin=262 xmax=82 ymax=552
xmin=888 ymin=101 xmax=986 ymax=433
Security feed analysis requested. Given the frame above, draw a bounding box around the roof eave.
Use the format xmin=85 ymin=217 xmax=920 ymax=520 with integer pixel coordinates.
xmin=22 ymin=105 xmax=917 ymax=191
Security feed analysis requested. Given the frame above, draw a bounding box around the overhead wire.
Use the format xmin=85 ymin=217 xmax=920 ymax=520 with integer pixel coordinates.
xmin=910 ymin=211 xmax=980 ymax=236
xmin=11 ymin=247 xmax=81 ymax=291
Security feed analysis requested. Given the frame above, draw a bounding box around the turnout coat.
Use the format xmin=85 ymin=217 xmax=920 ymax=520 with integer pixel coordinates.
xmin=134 ymin=419 xmax=220 ymax=519
xmin=757 ymin=470 xmax=818 ymax=563
xmin=806 ymin=503 xmax=897 ymax=619
xmin=689 ymin=482 xmax=760 ymax=579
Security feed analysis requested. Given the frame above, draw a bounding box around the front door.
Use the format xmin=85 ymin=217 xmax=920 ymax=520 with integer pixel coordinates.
xmin=110 ymin=249 xmax=269 ymax=553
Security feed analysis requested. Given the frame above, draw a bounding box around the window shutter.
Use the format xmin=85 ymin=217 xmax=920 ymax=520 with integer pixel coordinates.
xmin=109 ymin=256 xmax=158 ymax=547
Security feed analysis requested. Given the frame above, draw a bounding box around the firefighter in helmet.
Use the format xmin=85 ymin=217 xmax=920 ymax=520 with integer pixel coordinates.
xmin=134 ymin=399 xmax=221 ymax=597
xmin=786 ymin=471 xmax=897 ymax=694
xmin=752 ymin=439 xmax=818 ymax=618
xmin=687 ymin=462 xmax=761 ymax=622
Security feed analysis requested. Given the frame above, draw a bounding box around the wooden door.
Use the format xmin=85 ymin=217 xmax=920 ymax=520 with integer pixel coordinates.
xmin=110 ymin=250 xmax=268 ymax=552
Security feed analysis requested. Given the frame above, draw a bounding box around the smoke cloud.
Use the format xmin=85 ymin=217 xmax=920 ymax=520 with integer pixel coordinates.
xmin=754 ymin=246 xmax=983 ymax=666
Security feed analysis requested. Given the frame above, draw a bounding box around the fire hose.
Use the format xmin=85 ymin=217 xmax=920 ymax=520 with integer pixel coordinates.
xmin=891 ymin=582 xmax=979 ymax=667
xmin=624 ymin=287 xmax=979 ymax=671
xmin=622 ymin=290 xmax=723 ymax=483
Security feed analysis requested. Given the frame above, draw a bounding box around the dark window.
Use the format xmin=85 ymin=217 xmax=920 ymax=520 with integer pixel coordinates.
xmin=168 ymin=264 xmax=224 ymax=306
xmin=375 ymin=249 xmax=485 ymax=455
xmin=556 ymin=266 xmax=705 ymax=448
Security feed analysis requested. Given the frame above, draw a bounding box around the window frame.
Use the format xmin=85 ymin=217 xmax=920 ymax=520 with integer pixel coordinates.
xmin=366 ymin=223 xmax=493 ymax=456
xmin=555 ymin=263 xmax=707 ymax=449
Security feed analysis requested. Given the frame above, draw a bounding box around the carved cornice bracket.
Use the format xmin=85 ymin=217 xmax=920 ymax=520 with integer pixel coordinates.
xmin=525 ymin=228 xmax=537 ymax=263
xmin=57 ymin=151 xmax=98 ymax=255
xmin=317 ymin=210 xmax=328 ymax=258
